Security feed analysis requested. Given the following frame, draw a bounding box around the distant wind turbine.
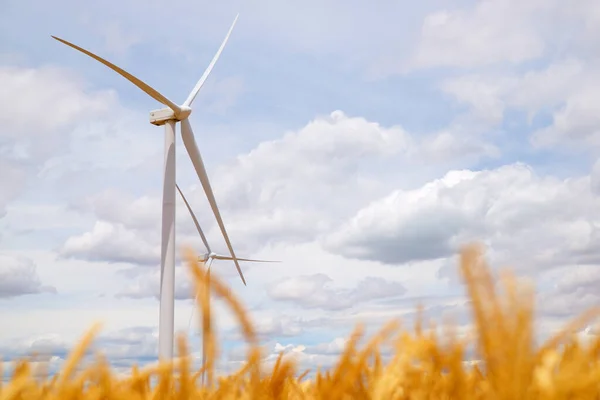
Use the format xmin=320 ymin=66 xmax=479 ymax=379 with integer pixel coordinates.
xmin=176 ymin=183 xmax=279 ymax=383
xmin=52 ymin=15 xmax=243 ymax=361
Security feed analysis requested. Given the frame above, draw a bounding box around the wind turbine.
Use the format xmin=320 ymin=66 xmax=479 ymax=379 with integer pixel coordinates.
xmin=52 ymin=15 xmax=243 ymax=361
xmin=176 ymin=183 xmax=279 ymax=383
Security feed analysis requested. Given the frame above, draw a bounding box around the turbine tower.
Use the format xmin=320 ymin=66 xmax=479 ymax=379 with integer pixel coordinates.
xmin=52 ymin=15 xmax=243 ymax=361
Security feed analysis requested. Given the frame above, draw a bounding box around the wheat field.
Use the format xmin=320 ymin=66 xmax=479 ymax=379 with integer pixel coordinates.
xmin=2 ymin=243 xmax=600 ymax=399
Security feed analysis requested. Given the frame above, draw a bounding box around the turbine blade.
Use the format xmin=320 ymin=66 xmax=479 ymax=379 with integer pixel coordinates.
xmin=176 ymin=183 xmax=211 ymax=254
xmin=213 ymin=254 xmax=280 ymax=263
xmin=182 ymin=14 xmax=239 ymax=107
xmin=51 ymin=36 xmax=181 ymax=114
xmin=180 ymin=118 xmax=247 ymax=286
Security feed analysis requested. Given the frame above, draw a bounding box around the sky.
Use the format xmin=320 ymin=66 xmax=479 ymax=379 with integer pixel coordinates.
xmin=2 ymin=0 xmax=600 ymax=378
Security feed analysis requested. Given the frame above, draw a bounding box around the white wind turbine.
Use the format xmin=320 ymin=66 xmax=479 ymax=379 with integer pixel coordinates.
xmin=52 ymin=15 xmax=245 ymax=361
xmin=176 ymin=183 xmax=279 ymax=382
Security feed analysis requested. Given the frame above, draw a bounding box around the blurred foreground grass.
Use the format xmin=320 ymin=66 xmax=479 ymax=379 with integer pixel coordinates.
xmin=2 ymin=243 xmax=600 ymax=399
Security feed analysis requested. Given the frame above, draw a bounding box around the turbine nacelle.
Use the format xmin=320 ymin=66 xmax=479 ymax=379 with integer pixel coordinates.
xmin=197 ymin=252 xmax=216 ymax=263
xmin=150 ymin=106 xmax=192 ymax=126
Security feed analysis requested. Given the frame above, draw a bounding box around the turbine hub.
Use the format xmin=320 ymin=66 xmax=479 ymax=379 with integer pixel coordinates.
xmin=176 ymin=106 xmax=192 ymax=121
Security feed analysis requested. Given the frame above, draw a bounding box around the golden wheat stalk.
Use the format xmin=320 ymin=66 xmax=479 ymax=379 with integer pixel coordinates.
xmin=2 ymin=243 xmax=600 ymax=399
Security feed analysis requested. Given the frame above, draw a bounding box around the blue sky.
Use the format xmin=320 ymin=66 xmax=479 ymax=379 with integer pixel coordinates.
xmin=3 ymin=0 xmax=600 ymax=378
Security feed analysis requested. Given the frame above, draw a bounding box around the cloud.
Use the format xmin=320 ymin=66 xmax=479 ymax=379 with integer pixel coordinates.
xmin=429 ymin=2 xmax=600 ymax=151
xmin=0 ymin=65 xmax=117 ymax=217
xmin=538 ymin=289 xmax=600 ymax=319
xmin=440 ymin=59 xmax=585 ymax=127
xmin=252 ymin=315 xmax=305 ymax=338
xmin=208 ymin=110 xmax=490 ymax=250
xmin=0 ymin=161 xmax=27 ymax=220
xmin=531 ymin=78 xmax=600 ymax=149
xmin=268 ymin=337 xmax=349 ymax=370
xmin=405 ymin=0 xmax=600 ymax=155
xmin=534 ymin=264 xmax=600 ymax=319
xmin=60 ymin=221 xmax=160 ymax=265
xmin=325 ymin=163 xmax=600 ymax=272
xmin=57 ymin=110 xmax=418 ymax=263
xmin=324 ymin=169 xmax=482 ymax=265
xmin=95 ymin=326 xmax=159 ymax=365
xmin=0 ymin=65 xmax=116 ymax=157
xmin=553 ymin=264 xmax=600 ymax=297
xmin=267 ymin=273 xmax=406 ymax=310
xmin=228 ymin=338 xmax=343 ymax=374
xmin=417 ymin=129 xmax=500 ymax=166
xmin=75 ymin=189 xmax=161 ymax=232
xmin=406 ymin=0 xmax=550 ymax=70
xmin=0 ymin=325 xmax=160 ymax=373
xmin=213 ymin=110 xmax=412 ymax=226
xmin=53 ymin=106 xmax=501 ymax=274
xmin=404 ymin=0 xmax=600 ymax=73
xmin=223 ymin=314 xmax=306 ymax=341
xmin=0 ymin=254 xmax=56 ymax=298
xmin=116 ymin=266 xmax=194 ymax=300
